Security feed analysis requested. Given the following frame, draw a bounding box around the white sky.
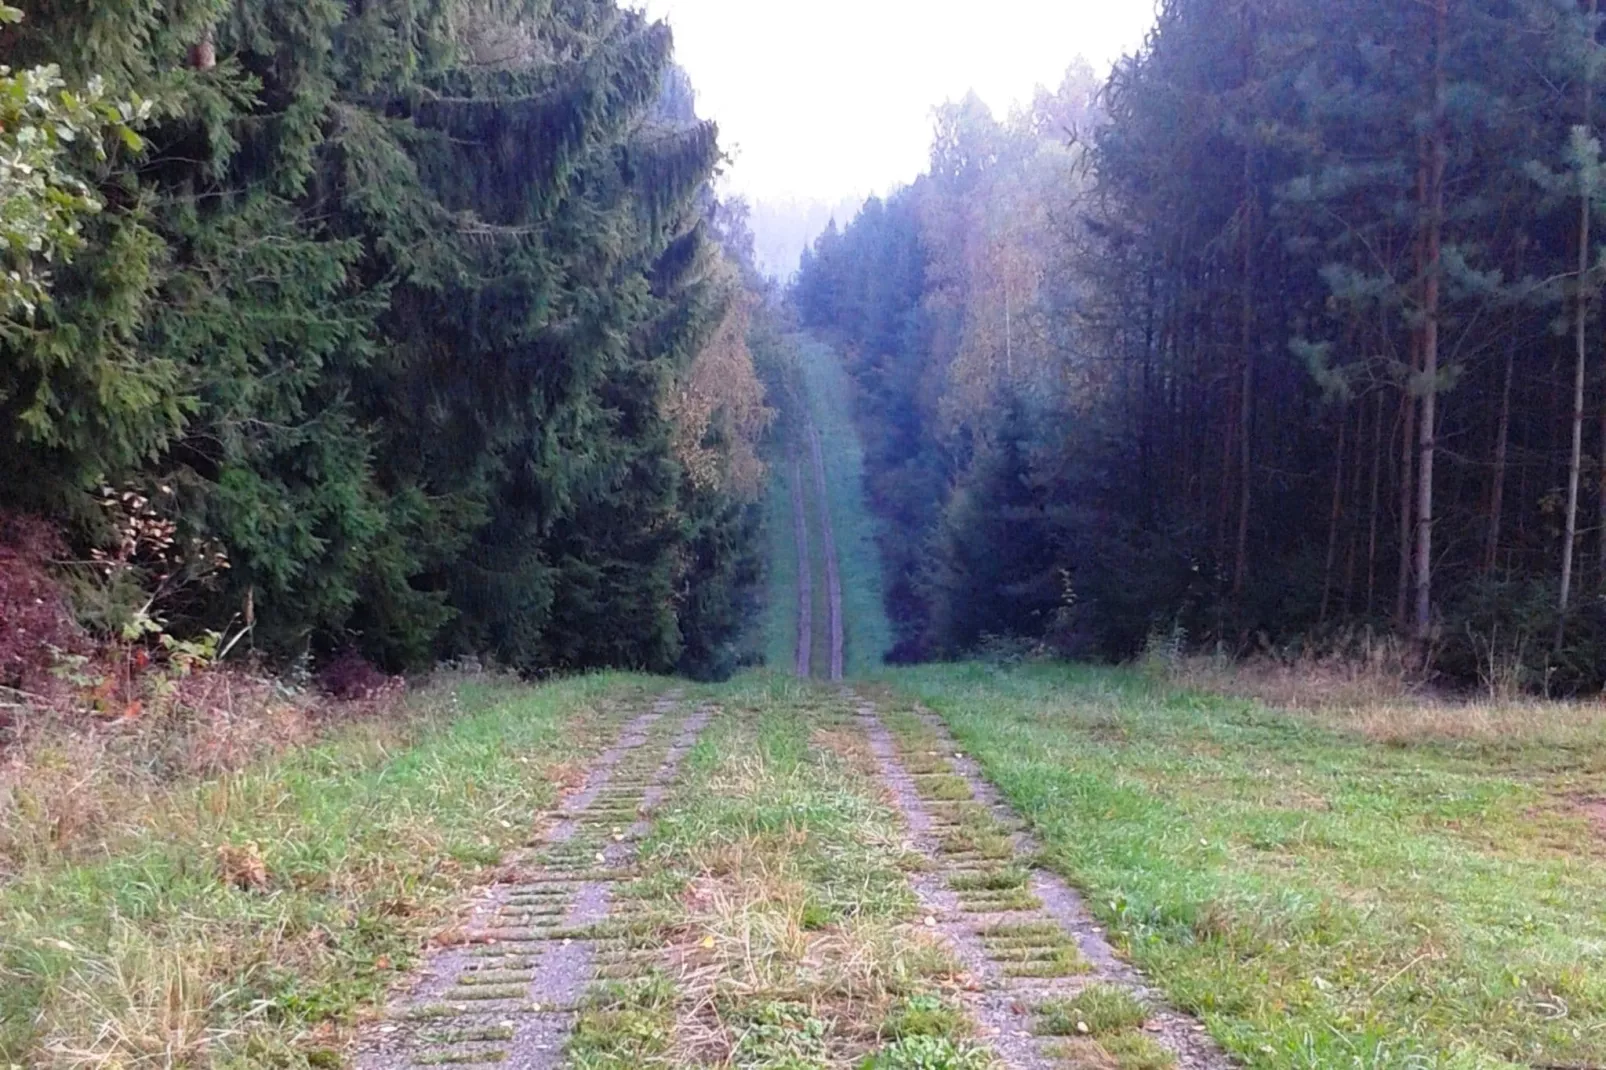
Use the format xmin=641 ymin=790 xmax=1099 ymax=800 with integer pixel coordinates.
xmin=640 ymin=0 xmax=1159 ymax=203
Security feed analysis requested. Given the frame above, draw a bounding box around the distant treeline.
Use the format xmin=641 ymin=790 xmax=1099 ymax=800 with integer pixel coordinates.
xmin=796 ymin=0 xmax=1606 ymax=691
xmin=1 ymin=1 xmax=769 ymax=679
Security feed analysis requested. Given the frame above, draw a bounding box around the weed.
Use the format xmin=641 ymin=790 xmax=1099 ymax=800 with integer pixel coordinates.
xmin=1034 ymin=985 xmax=1148 ymax=1037
xmin=731 ymin=1000 xmax=830 ymax=1065
xmin=1001 ymin=946 xmax=1089 ymax=978
xmin=938 ymin=826 xmax=1015 ymax=860
xmin=1099 ymin=1031 xmax=1176 ymax=1068
xmin=858 ymin=1034 xmax=994 ymax=1069
xmin=1043 ymin=1033 xmax=1176 ymax=1070
xmin=882 ymin=993 xmax=967 ymax=1040
xmin=414 ymin=1050 xmax=509 ymax=1065
xmin=568 ymin=973 xmax=677 ymax=1067
xmin=947 ymin=867 xmax=1028 ymax=891
xmin=914 ymin=775 xmax=972 ymax=802
xmin=955 ymin=886 xmax=1040 ymax=912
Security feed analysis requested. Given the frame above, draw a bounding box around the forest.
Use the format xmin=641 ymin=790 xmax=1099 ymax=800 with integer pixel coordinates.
xmin=13 ymin=4 xmax=1606 ymax=1067
xmin=17 ymin=0 xmax=1606 ymax=695
xmin=795 ymin=0 xmax=1606 ymax=691
xmin=0 ymin=0 xmax=771 ymax=681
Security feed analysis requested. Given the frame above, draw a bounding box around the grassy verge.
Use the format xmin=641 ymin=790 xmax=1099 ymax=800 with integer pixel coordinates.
xmin=763 ymin=460 xmax=801 ymax=671
xmin=800 ymin=447 xmax=833 ymax=679
xmin=795 ymin=336 xmax=892 ymax=675
xmin=0 ymin=672 xmax=650 ymax=1067
xmin=569 ymin=676 xmax=988 ymax=1068
xmin=881 ymin=662 xmax=1606 ymax=1070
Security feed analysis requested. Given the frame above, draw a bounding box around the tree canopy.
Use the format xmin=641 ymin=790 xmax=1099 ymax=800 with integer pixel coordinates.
xmin=797 ymin=4 xmax=1606 ymax=690
xmin=0 ymin=0 xmax=769 ymax=679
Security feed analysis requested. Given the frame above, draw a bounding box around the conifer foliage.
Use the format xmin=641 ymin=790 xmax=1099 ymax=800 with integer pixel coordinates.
xmin=0 ymin=0 xmax=767 ymax=678
xmin=797 ymin=5 xmax=1606 ymax=690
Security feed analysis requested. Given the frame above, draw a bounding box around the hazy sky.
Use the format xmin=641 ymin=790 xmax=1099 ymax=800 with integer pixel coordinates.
xmin=640 ymin=0 xmax=1158 ymax=204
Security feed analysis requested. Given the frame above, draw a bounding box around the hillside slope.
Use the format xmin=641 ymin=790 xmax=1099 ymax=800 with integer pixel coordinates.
xmin=765 ymin=334 xmax=893 ymax=678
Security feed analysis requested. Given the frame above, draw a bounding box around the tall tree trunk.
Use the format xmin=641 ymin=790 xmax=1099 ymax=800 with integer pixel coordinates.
xmin=1321 ymin=408 xmax=1348 ymax=624
xmin=1559 ymin=0 xmax=1596 ymax=650
xmin=1486 ymin=332 xmax=1514 ymax=575
xmin=1398 ymin=135 xmax=1429 ymax=632
xmin=1367 ymin=388 xmax=1384 ymax=615
xmin=1413 ymin=0 xmax=1448 ymax=647
xmin=1599 ymin=359 xmax=1606 ymax=586
xmin=1343 ymin=393 xmax=1366 ymax=613
xmin=1233 ymin=149 xmax=1256 ymax=598
xmin=1141 ymin=269 xmax=1155 ymax=522
xmin=1396 ymin=317 xmax=1420 ymax=629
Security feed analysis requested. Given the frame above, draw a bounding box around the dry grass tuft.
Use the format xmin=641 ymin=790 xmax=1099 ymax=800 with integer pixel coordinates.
xmin=644 ymin=709 xmax=964 ymax=1068
xmin=38 ymin=940 xmax=234 ymax=1070
xmin=0 ymin=671 xmax=412 ymax=876
xmin=1164 ymin=652 xmax=1606 ymax=748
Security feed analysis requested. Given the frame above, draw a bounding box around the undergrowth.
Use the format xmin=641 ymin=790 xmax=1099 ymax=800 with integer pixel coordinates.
xmin=0 ymin=673 xmax=644 ymax=1067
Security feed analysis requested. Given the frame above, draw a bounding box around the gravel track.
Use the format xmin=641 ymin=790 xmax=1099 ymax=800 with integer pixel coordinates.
xmin=354 ymin=694 xmax=710 ymax=1070
xmin=856 ymin=695 xmax=1233 ymax=1070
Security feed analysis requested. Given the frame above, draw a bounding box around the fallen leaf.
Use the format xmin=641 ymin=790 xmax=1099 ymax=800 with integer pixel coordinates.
xmin=217 ymin=841 xmax=269 ymax=891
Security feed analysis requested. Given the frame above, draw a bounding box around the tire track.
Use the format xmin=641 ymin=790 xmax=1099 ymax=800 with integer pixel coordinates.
xmin=807 ymin=421 xmax=844 ymax=682
xmin=791 ymin=455 xmax=813 ymax=679
xmin=856 ymin=695 xmax=1231 ymax=1070
xmin=354 ymin=695 xmax=711 ymax=1069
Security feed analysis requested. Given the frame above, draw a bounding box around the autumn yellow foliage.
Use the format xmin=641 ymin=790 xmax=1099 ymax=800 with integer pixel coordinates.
xmin=665 ymin=289 xmax=772 ymax=500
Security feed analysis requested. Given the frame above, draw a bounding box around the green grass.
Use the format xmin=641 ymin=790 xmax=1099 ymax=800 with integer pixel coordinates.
xmin=21 ymin=657 xmax=1601 ymax=1070
xmin=760 ymin=334 xmax=893 ymax=677
xmin=641 ymin=691 xmax=917 ymax=926
xmin=1035 ymin=984 xmax=1149 ymax=1037
xmin=859 ymin=1035 xmax=995 ymax=1069
xmin=568 ymin=972 xmax=678 ymax=1068
xmin=571 ymin=679 xmax=969 ymax=1066
xmin=0 ymin=673 xmax=647 ymax=1065
xmin=795 ymin=335 xmax=893 ymax=674
xmin=799 ymin=440 xmax=834 ymax=679
xmin=763 ymin=456 xmax=802 ymax=671
xmin=883 ymin=993 xmax=968 ymax=1040
xmin=882 ymin=661 xmax=1606 ymax=1070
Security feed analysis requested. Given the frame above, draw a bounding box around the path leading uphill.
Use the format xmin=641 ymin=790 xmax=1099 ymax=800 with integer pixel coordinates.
xmin=791 ymin=456 xmax=813 ymax=678
xmin=776 ymin=336 xmax=880 ymax=680
xmin=354 ymin=695 xmax=709 ymax=1069
xmin=808 ymin=420 xmax=845 ymax=681
xmin=348 ymin=685 xmax=1231 ymax=1069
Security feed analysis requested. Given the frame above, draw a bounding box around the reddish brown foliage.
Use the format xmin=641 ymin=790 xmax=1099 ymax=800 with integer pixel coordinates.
xmin=317 ymin=648 xmax=397 ymax=701
xmin=0 ymin=513 xmax=80 ymax=697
